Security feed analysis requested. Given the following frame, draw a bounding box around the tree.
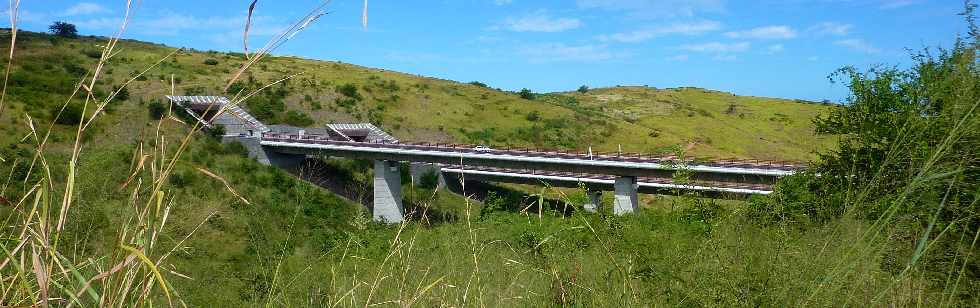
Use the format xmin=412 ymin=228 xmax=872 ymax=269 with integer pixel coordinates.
xmin=147 ymin=101 xmax=167 ymax=120
xmin=518 ymin=88 xmax=536 ymax=100
xmin=49 ymin=21 xmax=78 ymax=38
xmin=577 ymin=85 xmax=589 ymax=93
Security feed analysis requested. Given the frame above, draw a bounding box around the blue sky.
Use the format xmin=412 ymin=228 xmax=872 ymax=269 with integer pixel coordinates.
xmin=4 ymin=0 xmax=966 ymax=101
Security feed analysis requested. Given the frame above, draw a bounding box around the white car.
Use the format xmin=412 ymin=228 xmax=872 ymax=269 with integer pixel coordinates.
xmin=473 ymin=145 xmax=492 ymax=153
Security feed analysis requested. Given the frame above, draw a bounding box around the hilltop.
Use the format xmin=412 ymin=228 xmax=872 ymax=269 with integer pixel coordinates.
xmin=0 ymin=30 xmax=833 ymax=162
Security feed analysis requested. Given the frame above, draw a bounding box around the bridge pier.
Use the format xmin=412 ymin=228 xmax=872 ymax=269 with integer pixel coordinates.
xmin=584 ymin=190 xmax=602 ymax=213
xmin=373 ymin=160 xmax=404 ymax=223
xmin=614 ymin=176 xmax=638 ymax=215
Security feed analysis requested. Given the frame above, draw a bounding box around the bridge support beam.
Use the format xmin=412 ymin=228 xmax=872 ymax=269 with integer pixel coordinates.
xmin=614 ymin=176 xmax=638 ymax=215
xmin=373 ymin=160 xmax=404 ymax=224
xmin=584 ymin=190 xmax=602 ymax=213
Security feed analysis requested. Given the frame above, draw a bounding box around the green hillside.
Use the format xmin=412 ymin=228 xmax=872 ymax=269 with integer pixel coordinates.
xmin=0 ymin=30 xmax=832 ymax=162
xmin=7 ymin=30 xmax=960 ymax=307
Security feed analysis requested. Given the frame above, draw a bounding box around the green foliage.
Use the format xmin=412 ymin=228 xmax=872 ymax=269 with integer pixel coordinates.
xmin=53 ymin=103 xmax=84 ymax=125
xmin=113 ymin=85 xmax=130 ymax=101
xmin=518 ymin=88 xmax=537 ymax=100
xmin=281 ymin=110 xmax=314 ymax=127
xmin=207 ymin=125 xmax=226 ymax=139
xmin=148 ymin=100 xmax=167 ymax=120
xmin=747 ymin=172 xmax=844 ymax=225
xmin=525 ymin=110 xmax=541 ymax=121
xmin=82 ymin=49 xmax=102 ymax=59
xmin=336 ymin=83 xmax=362 ymax=101
xmin=795 ymin=42 xmax=980 ymax=226
xmin=469 ymin=81 xmax=488 ymax=87
xmin=49 ymin=21 xmax=78 ymax=38
xmin=577 ymin=85 xmax=589 ymax=93
xmin=203 ymin=58 xmax=219 ymax=65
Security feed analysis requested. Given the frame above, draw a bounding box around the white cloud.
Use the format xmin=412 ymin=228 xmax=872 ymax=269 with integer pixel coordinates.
xmin=577 ymin=0 xmax=725 ymax=18
xmin=835 ymin=38 xmax=881 ymax=54
xmin=493 ymin=0 xmax=513 ymax=5
xmin=765 ymin=44 xmax=785 ymax=54
xmin=679 ymin=41 xmax=750 ymax=53
xmin=724 ymin=26 xmax=797 ymax=39
xmin=809 ymin=22 xmax=852 ymax=36
xmin=520 ymin=43 xmax=621 ymax=62
xmin=598 ymin=20 xmax=721 ymax=43
xmin=61 ymin=3 xmax=109 ymax=16
xmin=501 ymin=12 xmax=582 ymax=32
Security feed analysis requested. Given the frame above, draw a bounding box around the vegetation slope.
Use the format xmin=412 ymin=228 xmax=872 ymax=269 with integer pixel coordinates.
xmin=1 ymin=24 xmax=974 ymax=308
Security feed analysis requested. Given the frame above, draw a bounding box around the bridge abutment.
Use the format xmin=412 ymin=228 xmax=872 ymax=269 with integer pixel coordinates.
xmin=614 ymin=176 xmax=638 ymax=215
xmin=237 ymin=137 xmax=306 ymax=169
xmin=373 ymin=160 xmax=405 ymax=223
xmin=584 ymin=190 xmax=602 ymax=212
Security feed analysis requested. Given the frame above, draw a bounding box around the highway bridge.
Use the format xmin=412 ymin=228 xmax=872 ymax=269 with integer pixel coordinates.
xmin=167 ymin=96 xmax=804 ymax=223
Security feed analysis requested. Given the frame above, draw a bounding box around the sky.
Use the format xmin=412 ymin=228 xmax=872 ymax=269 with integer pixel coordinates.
xmin=3 ymin=0 xmax=967 ymax=101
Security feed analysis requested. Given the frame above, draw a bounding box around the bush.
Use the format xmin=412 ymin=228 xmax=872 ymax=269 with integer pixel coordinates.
xmin=113 ymin=86 xmax=130 ymax=101
xmin=761 ymin=14 xmax=980 ymax=233
xmin=49 ymin=21 xmax=78 ymax=38
xmin=82 ymin=49 xmax=102 ymax=59
xmin=336 ymin=83 xmax=362 ymax=101
xmin=518 ymin=88 xmax=537 ymax=100
xmin=526 ymin=111 xmax=541 ymax=121
xmin=577 ymin=85 xmax=589 ymax=93
xmin=281 ymin=110 xmax=314 ymax=127
xmin=203 ymin=59 xmax=219 ymax=65
xmin=53 ymin=103 xmax=84 ymax=125
xmin=207 ymin=125 xmax=226 ymax=139
xmin=148 ymin=101 xmax=167 ymax=120
xmin=469 ymin=81 xmax=488 ymax=88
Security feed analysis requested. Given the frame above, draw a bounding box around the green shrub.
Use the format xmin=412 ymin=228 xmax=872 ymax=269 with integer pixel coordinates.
xmin=82 ymin=49 xmax=102 ymax=59
xmin=526 ymin=111 xmax=541 ymax=121
xmin=577 ymin=85 xmax=589 ymax=93
xmin=203 ymin=58 xmax=219 ymax=65
xmin=53 ymin=103 xmax=84 ymax=125
xmin=518 ymin=88 xmax=536 ymax=100
xmin=148 ymin=101 xmax=167 ymax=120
xmin=281 ymin=110 xmax=314 ymax=127
xmin=336 ymin=83 xmax=362 ymax=101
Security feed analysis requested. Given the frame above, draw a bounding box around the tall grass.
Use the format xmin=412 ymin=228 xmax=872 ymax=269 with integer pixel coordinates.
xmin=0 ymin=1 xmax=334 ymax=306
xmin=0 ymin=1 xmax=977 ymax=307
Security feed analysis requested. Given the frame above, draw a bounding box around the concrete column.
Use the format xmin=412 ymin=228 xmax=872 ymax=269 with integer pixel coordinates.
xmin=584 ymin=190 xmax=602 ymax=213
xmin=373 ymin=160 xmax=404 ymax=223
xmin=613 ymin=176 xmax=638 ymax=215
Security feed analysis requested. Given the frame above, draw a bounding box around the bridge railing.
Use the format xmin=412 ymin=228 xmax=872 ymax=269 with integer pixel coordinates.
xmin=261 ymin=132 xmax=808 ymax=173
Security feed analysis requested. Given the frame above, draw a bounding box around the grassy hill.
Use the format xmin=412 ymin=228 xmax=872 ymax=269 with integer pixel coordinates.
xmin=5 ymin=31 xmax=952 ymax=307
xmin=0 ymin=30 xmax=833 ymax=162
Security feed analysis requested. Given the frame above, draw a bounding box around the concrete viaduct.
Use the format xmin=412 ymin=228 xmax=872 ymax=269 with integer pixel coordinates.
xmin=167 ymin=96 xmax=803 ymax=223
